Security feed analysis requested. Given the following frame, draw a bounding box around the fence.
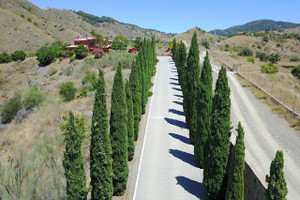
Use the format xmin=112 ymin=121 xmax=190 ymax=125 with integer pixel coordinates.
xmin=214 ymin=57 xmax=299 ymax=118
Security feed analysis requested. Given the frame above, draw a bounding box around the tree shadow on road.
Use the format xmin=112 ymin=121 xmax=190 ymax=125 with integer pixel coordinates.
xmin=169 ymin=133 xmax=191 ymax=145
xmin=164 ymin=117 xmax=186 ymax=129
xmin=169 ymin=77 xmax=178 ymax=81
xmin=173 ymin=101 xmax=183 ymax=106
xmin=168 ymin=108 xmax=184 ymax=116
xmin=175 ymin=176 xmax=208 ymax=199
xmin=170 ymin=82 xmax=180 ymax=86
xmin=169 ymin=149 xmax=198 ymax=167
xmin=173 ymin=94 xmax=183 ymax=98
xmin=172 ymin=87 xmax=182 ymax=92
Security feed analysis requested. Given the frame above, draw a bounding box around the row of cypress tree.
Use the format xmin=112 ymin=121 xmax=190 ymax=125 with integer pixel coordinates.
xmin=173 ymin=32 xmax=287 ymax=200
xmin=173 ymin=33 xmax=239 ymax=199
xmin=62 ymin=37 xmax=156 ymax=200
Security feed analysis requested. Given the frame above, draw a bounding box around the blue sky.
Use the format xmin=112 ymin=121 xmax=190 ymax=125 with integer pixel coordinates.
xmin=28 ymin=0 xmax=300 ymax=34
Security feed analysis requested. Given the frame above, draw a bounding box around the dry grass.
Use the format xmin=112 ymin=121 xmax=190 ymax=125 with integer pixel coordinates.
xmin=0 ymin=51 xmax=134 ymax=199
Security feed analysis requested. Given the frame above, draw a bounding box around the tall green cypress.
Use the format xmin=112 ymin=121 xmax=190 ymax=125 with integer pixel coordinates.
xmin=90 ymin=69 xmax=113 ymax=200
xmin=203 ymin=66 xmax=231 ymax=200
xmin=61 ymin=112 xmax=87 ymax=200
xmin=186 ymin=32 xmax=200 ymax=144
xmin=171 ymin=38 xmax=177 ymax=64
xmin=195 ymin=51 xmax=213 ymax=168
xmin=125 ymin=80 xmax=135 ymax=161
xmin=110 ymin=63 xmax=129 ymax=195
xmin=129 ymin=61 xmax=142 ymax=141
xmin=265 ymin=150 xmax=288 ymax=200
xmin=225 ymin=122 xmax=245 ymax=200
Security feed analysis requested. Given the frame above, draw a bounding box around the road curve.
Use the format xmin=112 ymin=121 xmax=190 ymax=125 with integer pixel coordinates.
xmin=133 ymin=56 xmax=208 ymax=200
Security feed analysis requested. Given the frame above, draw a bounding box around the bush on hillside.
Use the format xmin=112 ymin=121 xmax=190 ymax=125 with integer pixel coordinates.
xmin=75 ymin=44 xmax=88 ymax=59
xmin=201 ymin=40 xmax=210 ymax=49
xmin=268 ymin=53 xmax=281 ymax=63
xmin=11 ymin=50 xmax=26 ymax=61
xmin=261 ymin=63 xmax=278 ymax=74
xmin=94 ymin=49 xmax=105 ymax=59
xmin=290 ymin=55 xmax=300 ymax=62
xmin=37 ymin=47 xmax=57 ymax=66
xmin=78 ymin=70 xmax=98 ymax=97
xmin=1 ymin=92 xmax=22 ymax=123
xmin=263 ymin=35 xmax=269 ymax=42
xmin=60 ymin=82 xmax=76 ymax=101
xmin=247 ymin=56 xmax=255 ymax=63
xmin=256 ymin=51 xmax=269 ymax=62
xmin=291 ymin=65 xmax=300 ymax=80
xmin=23 ymin=84 xmax=46 ymax=109
xmin=0 ymin=52 xmax=12 ymax=64
xmin=238 ymin=47 xmax=253 ymax=57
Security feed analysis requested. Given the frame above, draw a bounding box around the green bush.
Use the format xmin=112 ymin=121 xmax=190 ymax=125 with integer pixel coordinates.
xmin=201 ymin=40 xmax=210 ymax=49
xmin=60 ymin=82 xmax=76 ymax=101
xmin=247 ymin=56 xmax=255 ymax=63
xmin=238 ymin=47 xmax=253 ymax=56
xmin=11 ymin=50 xmax=26 ymax=61
xmin=48 ymin=68 xmax=58 ymax=76
xmin=268 ymin=53 xmax=281 ymax=63
xmin=82 ymin=70 xmax=97 ymax=87
xmin=224 ymin=44 xmax=230 ymax=51
xmin=23 ymin=85 xmax=46 ymax=109
xmin=27 ymin=17 xmax=32 ymax=22
xmin=291 ymin=65 xmax=300 ymax=80
xmin=0 ymin=52 xmax=12 ymax=64
xmin=290 ymin=55 xmax=300 ymax=62
xmin=263 ymin=35 xmax=269 ymax=42
xmin=261 ymin=63 xmax=278 ymax=74
xmin=1 ymin=92 xmax=22 ymax=123
xmin=75 ymin=44 xmax=88 ymax=59
xmin=256 ymin=51 xmax=269 ymax=62
xmin=69 ymin=56 xmax=75 ymax=62
xmin=37 ymin=47 xmax=57 ymax=66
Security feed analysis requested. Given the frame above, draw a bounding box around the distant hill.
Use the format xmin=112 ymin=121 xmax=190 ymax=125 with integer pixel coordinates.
xmin=0 ymin=0 xmax=174 ymax=54
xmin=209 ymin=20 xmax=300 ymax=36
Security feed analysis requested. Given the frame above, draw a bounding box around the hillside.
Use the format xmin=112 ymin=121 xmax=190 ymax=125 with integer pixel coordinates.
xmin=0 ymin=0 xmax=173 ymax=54
xmin=210 ymin=19 xmax=300 ymax=36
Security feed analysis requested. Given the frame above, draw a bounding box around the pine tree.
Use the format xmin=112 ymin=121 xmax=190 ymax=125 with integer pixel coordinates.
xmin=125 ymin=80 xmax=135 ymax=161
xmin=129 ymin=61 xmax=142 ymax=141
xmin=90 ymin=69 xmax=113 ymax=200
xmin=225 ymin=122 xmax=245 ymax=200
xmin=203 ymin=66 xmax=231 ymax=200
xmin=265 ymin=150 xmax=288 ymax=200
xmin=186 ymin=32 xmax=200 ymax=144
xmin=110 ymin=63 xmax=129 ymax=195
xmin=177 ymin=41 xmax=187 ymax=90
xmin=195 ymin=51 xmax=213 ymax=168
xmin=61 ymin=112 xmax=87 ymax=200
xmin=171 ymin=38 xmax=177 ymax=64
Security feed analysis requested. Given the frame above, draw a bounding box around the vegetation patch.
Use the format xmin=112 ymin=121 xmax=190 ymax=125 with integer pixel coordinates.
xmin=261 ymin=63 xmax=278 ymax=74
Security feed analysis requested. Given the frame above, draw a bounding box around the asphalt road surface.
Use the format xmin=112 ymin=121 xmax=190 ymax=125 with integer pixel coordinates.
xmin=134 ymin=55 xmax=300 ymax=199
xmin=133 ymin=56 xmax=207 ymax=200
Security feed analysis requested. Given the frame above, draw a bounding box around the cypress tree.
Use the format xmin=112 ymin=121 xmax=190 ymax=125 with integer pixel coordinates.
xmin=203 ymin=66 xmax=231 ymax=200
xmin=171 ymin=38 xmax=177 ymax=64
xmin=129 ymin=61 xmax=142 ymax=141
xmin=61 ymin=112 xmax=87 ymax=200
xmin=265 ymin=150 xmax=288 ymax=200
xmin=90 ymin=69 xmax=113 ymax=200
xmin=110 ymin=63 xmax=129 ymax=195
xmin=186 ymin=32 xmax=200 ymax=144
xmin=225 ymin=122 xmax=245 ymax=200
xmin=125 ymin=80 xmax=135 ymax=161
xmin=195 ymin=51 xmax=213 ymax=168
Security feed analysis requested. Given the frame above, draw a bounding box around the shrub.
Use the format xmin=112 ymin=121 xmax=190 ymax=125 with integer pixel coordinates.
xmin=11 ymin=50 xmax=26 ymax=61
xmin=290 ymin=55 xmax=300 ymax=62
xmin=224 ymin=44 xmax=230 ymax=51
xmin=23 ymin=84 xmax=46 ymax=109
xmin=261 ymin=63 xmax=278 ymax=74
xmin=291 ymin=65 xmax=300 ymax=80
xmin=27 ymin=17 xmax=32 ymax=22
xmin=257 ymin=44 xmax=262 ymax=49
xmin=48 ymin=68 xmax=58 ymax=76
xmin=201 ymin=40 xmax=210 ymax=49
xmin=247 ymin=56 xmax=255 ymax=63
xmin=1 ymin=92 xmax=22 ymax=123
xmin=60 ymin=82 xmax=76 ymax=101
xmin=69 ymin=56 xmax=75 ymax=62
xmin=238 ymin=47 xmax=253 ymax=56
xmin=37 ymin=47 xmax=57 ymax=66
xmin=75 ymin=44 xmax=88 ymax=59
xmin=263 ymin=35 xmax=269 ymax=42
xmin=94 ymin=49 xmax=105 ymax=59
xmin=256 ymin=51 xmax=269 ymax=62
xmin=63 ymin=65 xmax=74 ymax=76
xmin=268 ymin=53 xmax=281 ymax=63
xmin=33 ymin=21 xmax=38 ymax=26
xmin=82 ymin=70 xmax=97 ymax=87
xmin=0 ymin=52 xmax=12 ymax=64
xmin=59 ymin=57 xmax=63 ymax=62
